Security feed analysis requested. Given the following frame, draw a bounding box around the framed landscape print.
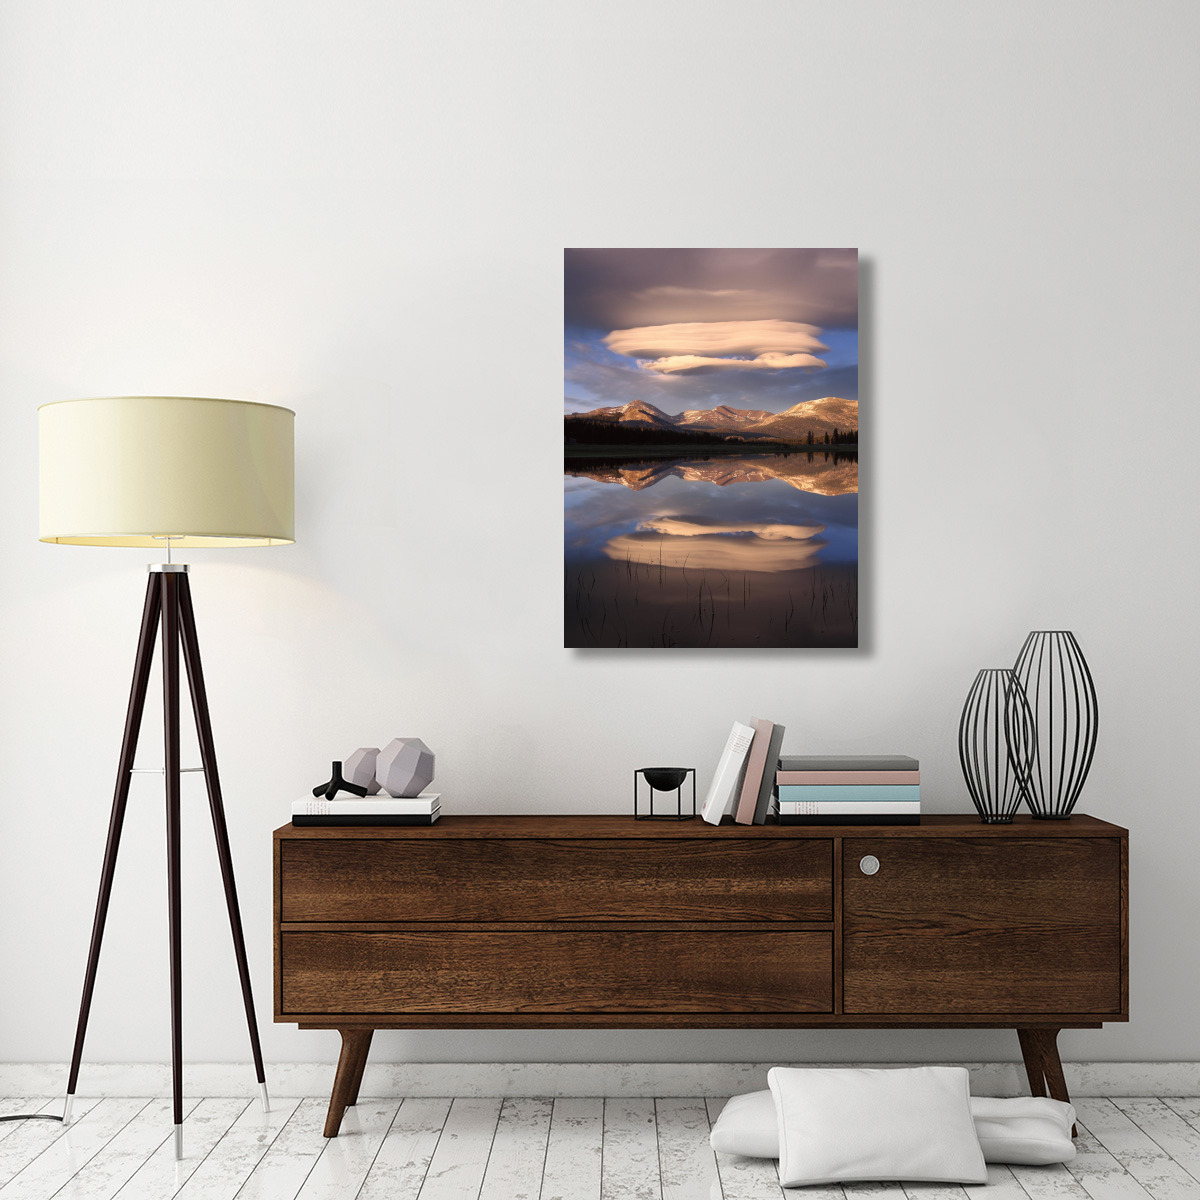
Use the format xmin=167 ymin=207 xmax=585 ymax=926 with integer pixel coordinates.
xmin=564 ymin=248 xmax=859 ymax=648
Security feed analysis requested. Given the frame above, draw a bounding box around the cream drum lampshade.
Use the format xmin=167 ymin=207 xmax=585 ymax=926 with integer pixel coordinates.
xmin=39 ymin=396 xmax=294 ymax=547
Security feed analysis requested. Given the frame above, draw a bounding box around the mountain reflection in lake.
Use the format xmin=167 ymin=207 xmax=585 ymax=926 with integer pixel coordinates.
xmin=565 ymin=450 xmax=858 ymax=648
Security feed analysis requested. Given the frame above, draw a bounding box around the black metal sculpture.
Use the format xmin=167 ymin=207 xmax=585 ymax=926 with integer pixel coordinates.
xmin=633 ymin=767 xmax=696 ymax=819
xmin=958 ymin=668 xmax=1036 ymax=823
xmin=313 ymin=760 xmax=369 ymax=801
xmin=1012 ymin=630 xmax=1099 ymax=819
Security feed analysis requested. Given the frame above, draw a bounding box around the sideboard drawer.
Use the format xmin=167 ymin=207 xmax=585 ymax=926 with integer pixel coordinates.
xmin=279 ymin=928 xmax=833 ymax=1015
xmin=279 ymin=837 xmax=832 ymax=923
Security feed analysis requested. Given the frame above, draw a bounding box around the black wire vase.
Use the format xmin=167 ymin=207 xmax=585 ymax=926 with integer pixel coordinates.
xmin=958 ymin=668 xmax=1036 ymax=823
xmin=1012 ymin=630 xmax=1098 ymax=819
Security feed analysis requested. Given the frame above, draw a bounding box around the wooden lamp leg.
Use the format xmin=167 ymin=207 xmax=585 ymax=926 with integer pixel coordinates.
xmin=325 ymin=1029 xmax=374 ymax=1137
xmin=177 ymin=573 xmax=269 ymax=1114
xmin=162 ymin=571 xmax=185 ymax=1160
xmin=66 ymin=566 xmax=267 ymax=1155
xmin=64 ymin=575 xmax=162 ymax=1125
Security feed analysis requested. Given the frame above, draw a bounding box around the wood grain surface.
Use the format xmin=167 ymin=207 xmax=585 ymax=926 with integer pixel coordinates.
xmin=279 ymin=836 xmax=833 ymax=923
xmin=275 ymin=813 xmax=1128 ymax=1134
xmin=275 ymin=813 xmax=1126 ymax=839
xmin=279 ymin=928 xmax=833 ymax=1015
xmin=842 ymin=836 xmax=1123 ymax=1014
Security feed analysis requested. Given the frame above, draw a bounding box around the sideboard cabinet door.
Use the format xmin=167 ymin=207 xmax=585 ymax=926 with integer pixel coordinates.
xmin=842 ymin=837 xmax=1123 ymax=1015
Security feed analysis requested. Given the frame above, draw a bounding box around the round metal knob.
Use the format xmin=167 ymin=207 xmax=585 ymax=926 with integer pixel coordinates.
xmin=859 ymin=855 xmax=880 ymax=876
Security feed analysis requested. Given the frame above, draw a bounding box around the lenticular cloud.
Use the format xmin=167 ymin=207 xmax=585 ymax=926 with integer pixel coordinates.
xmin=640 ymin=351 xmax=827 ymax=374
xmin=603 ymin=319 xmax=829 ymax=374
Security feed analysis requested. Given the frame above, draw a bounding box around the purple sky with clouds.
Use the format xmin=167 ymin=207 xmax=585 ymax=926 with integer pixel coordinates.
xmin=565 ymin=248 xmax=858 ymax=415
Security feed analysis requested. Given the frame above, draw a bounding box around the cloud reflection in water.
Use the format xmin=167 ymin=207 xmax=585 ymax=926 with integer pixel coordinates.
xmin=566 ymin=458 xmax=857 ymax=566
xmin=639 ymin=516 xmax=826 ymax=540
xmin=605 ymin=523 xmax=827 ymax=573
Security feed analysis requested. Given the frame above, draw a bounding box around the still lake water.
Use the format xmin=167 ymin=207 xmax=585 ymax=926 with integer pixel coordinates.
xmin=564 ymin=450 xmax=858 ymax=648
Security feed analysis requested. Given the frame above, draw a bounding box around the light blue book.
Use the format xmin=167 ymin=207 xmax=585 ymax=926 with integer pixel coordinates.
xmin=776 ymin=784 xmax=920 ymax=804
xmin=778 ymin=801 xmax=920 ymax=815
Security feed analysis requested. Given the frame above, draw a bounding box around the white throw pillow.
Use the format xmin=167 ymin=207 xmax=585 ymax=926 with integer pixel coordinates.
xmin=767 ymin=1067 xmax=987 ymax=1186
xmin=972 ymin=1096 xmax=1076 ymax=1165
xmin=710 ymin=1088 xmax=1076 ymax=1167
xmin=710 ymin=1090 xmax=780 ymax=1158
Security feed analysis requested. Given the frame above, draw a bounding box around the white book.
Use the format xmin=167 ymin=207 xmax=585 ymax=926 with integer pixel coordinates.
xmin=700 ymin=721 xmax=757 ymax=825
xmin=778 ymin=800 xmax=921 ymax=815
xmin=293 ymin=792 xmax=441 ymax=817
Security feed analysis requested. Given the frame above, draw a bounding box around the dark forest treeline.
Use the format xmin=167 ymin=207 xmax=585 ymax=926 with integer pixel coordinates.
xmin=565 ymin=414 xmax=859 ymax=448
xmin=564 ymin=447 xmax=859 ymax=474
xmin=565 ymin=416 xmax=739 ymax=447
xmin=804 ymin=428 xmax=858 ymax=445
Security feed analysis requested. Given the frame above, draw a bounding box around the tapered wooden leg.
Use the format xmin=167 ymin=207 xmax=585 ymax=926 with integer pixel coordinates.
xmin=345 ymin=1030 xmax=374 ymax=1107
xmin=1038 ymin=1031 xmax=1069 ymax=1102
xmin=1017 ymin=1027 xmax=1076 ymax=1136
xmin=1017 ymin=1028 xmax=1048 ymax=1097
xmin=325 ymin=1029 xmax=374 ymax=1137
xmin=177 ymin=574 xmax=268 ymax=1104
xmin=1037 ymin=1029 xmax=1077 ymax=1136
xmin=66 ymin=575 xmax=162 ymax=1117
xmin=162 ymin=573 xmax=184 ymax=1158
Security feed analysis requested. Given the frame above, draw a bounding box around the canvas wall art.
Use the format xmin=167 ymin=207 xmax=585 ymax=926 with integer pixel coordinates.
xmin=564 ymin=248 xmax=859 ymax=648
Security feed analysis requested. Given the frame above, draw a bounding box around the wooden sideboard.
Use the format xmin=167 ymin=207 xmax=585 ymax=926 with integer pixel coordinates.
xmin=273 ymin=814 xmax=1128 ymax=1137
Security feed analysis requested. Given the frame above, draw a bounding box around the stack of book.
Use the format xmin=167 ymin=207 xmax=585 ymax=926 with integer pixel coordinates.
xmin=700 ymin=718 xmax=786 ymax=825
xmin=775 ymin=755 xmax=920 ymax=825
xmin=291 ymin=793 xmax=441 ymax=827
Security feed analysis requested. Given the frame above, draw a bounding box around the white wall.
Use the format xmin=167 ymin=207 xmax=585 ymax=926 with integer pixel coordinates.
xmin=1 ymin=0 xmax=1196 ymax=1071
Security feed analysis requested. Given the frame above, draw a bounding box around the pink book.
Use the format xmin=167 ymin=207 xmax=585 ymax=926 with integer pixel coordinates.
xmin=775 ymin=770 xmax=920 ymax=785
xmin=734 ymin=719 xmax=776 ymax=824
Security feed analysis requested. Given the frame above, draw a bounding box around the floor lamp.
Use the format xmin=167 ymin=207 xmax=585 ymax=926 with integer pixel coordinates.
xmin=39 ymin=396 xmax=295 ymax=1160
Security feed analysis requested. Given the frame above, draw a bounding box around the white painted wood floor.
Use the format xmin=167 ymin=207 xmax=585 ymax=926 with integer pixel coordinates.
xmin=2 ymin=1094 xmax=1200 ymax=1200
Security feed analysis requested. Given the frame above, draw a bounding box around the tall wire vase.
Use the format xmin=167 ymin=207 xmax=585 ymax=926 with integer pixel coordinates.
xmin=958 ymin=668 xmax=1036 ymax=823
xmin=1012 ymin=630 xmax=1098 ymax=819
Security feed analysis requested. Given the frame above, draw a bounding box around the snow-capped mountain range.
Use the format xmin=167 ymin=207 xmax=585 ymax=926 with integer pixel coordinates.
xmin=567 ymin=396 xmax=858 ymax=441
